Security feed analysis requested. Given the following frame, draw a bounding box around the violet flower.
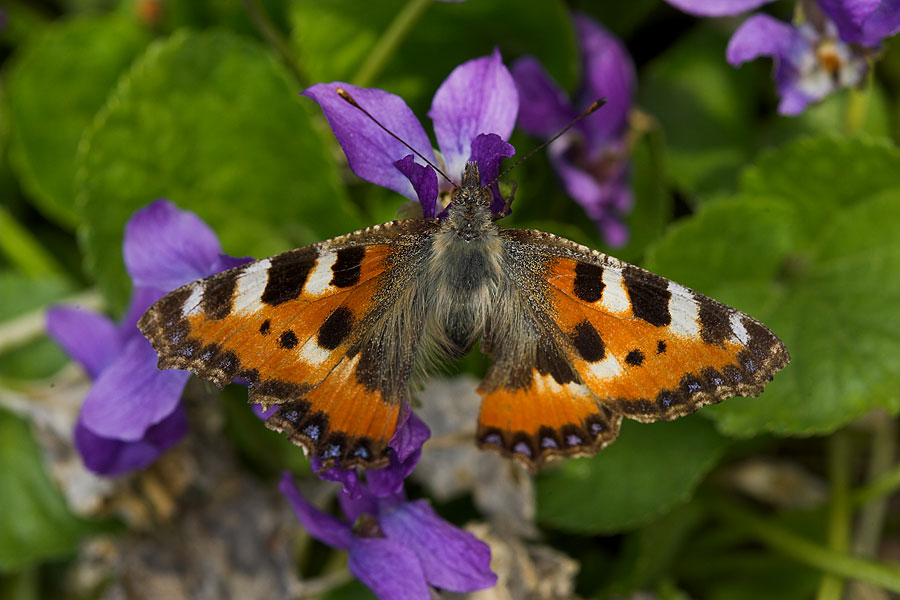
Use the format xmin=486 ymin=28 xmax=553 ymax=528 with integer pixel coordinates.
xmin=303 ymin=49 xmax=518 ymax=218
xmin=280 ymin=461 xmax=496 ymax=600
xmin=664 ymin=0 xmax=900 ymax=115
xmin=512 ymin=13 xmax=636 ymax=247
xmin=47 ymin=200 xmax=248 ymax=476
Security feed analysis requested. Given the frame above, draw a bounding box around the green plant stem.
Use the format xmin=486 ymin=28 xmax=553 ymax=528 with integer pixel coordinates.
xmin=241 ymin=0 xmax=309 ymax=88
xmin=710 ymin=498 xmax=900 ymax=594
xmin=351 ymin=0 xmax=430 ymax=88
xmin=843 ymin=79 xmax=871 ymax=136
xmin=854 ymin=413 xmax=897 ymax=555
xmin=853 ymin=458 xmax=900 ymax=507
xmin=818 ymin=431 xmax=853 ymax=600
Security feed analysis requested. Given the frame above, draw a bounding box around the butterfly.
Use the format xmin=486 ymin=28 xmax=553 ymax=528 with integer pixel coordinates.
xmin=138 ymin=162 xmax=789 ymax=473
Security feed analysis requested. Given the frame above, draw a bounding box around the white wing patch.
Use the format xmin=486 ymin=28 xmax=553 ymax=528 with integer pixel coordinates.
xmin=233 ymin=258 xmax=271 ymax=314
xmin=304 ymin=251 xmax=338 ymax=296
xmin=600 ymin=268 xmax=631 ymax=314
xmin=667 ymin=282 xmax=700 ymax=339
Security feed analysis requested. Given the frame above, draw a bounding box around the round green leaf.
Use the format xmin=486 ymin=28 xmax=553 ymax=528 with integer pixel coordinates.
xmin=77 ymin=30 xmax=361 ymax=310
xmin=5 ymin=12 xmax=151 ymax=226
xmin=536 ymin=416 xmax=729 ymax=534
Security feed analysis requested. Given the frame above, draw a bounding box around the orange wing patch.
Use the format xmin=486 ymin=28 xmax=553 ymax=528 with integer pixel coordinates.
xmin=477 ymin=373 xmax=621 ymax=471
xmin=545 ymin=257 xmax=790 ymax=421
xmin=139 ymin=241 xmax=403 ymax=469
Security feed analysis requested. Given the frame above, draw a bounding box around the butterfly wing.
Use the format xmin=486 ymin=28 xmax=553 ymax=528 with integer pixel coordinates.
xmin=139 ymin=220 xmax=438 ymax=469
xmin=476 ymin=229 xmax=789 ymax=471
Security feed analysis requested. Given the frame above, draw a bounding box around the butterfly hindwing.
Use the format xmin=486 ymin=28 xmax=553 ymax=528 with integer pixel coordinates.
xmin=475 ymin=229 xmax=789 ymax=471
xmin=139 ymin=220 xmax=438 ymax=469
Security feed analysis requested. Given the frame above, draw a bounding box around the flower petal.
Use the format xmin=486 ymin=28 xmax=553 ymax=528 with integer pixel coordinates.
xmin=46 ymin=306 xmax=120 ymax=378
xmin=309 ymin=457 xmax=366 ymax=499
xmin=338 ymin=487 xmax=379 ymax=524
xmin=380 ymin=500 xmax=496 ymax=592
xmin=430 ymin=48 xmax=518 ymax=181
xmin=79 ymin=335 xmax=190 ymax=441
xmin=280 ymin=472 xmax=352 ymax=550
xmin=124 ymin=200 xmax=224 ymax=291
xmin=348 ymin=538 xmax=430 ymax=600
xmin=468 ymin=133 xmax=516 ymax=216
xmin=74 ymin=404 xmax=188 ymax=476
xmin=389 ymin=406 xmax=430 ymax=464
xmin=304 ymin=83 xmax=436 ymax=200
xmin=663 ymin=0 xmax=776 ymax=16
xmin=393 ymin=155 xmax=439 ymax=218
xmin=511 ymin=56 xmax=577 ymax=139
xmin=726 ymin=14 xmax=797 ymax=65
xmin=818 ymin=0 xmax=900 ymax=46
xmin=575 ymin=13 xmax=636 ymax=145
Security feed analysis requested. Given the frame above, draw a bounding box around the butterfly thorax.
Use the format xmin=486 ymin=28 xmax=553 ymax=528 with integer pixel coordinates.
xmin=424 ymin=162 xmax=505 ymax=358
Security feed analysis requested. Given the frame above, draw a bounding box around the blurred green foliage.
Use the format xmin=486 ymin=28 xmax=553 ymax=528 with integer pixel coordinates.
xmin=2 ymin=0 xmax=899 ymax=598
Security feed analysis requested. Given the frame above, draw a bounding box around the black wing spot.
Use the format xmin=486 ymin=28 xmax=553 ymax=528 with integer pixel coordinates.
xmin=317 ymin=307 xmax=354 ymax=350
xmin=625 ymin=349 xmax=645 ymax=366
xmin=262 ymin=249 xmax=317 ymax=306
xmin=201 ymin=267 xmax=242 ymax=320
xmin=571 ymin=320 xmax=605 ymax=362
xmin=279 ymin=330 xmax=299 ymax=350
xmin=623 ymin=266 xmax=671 ymax=326
xmin=573 ymin=262 xmax=605 ymax=303
xmin=331 ymin=247 xmax=365 ymax=288
xmin=657 ymin=340 xmax=667 ymax=354
xmin=259 ymin=319 xmax=271 ymax=335
xmin=698 ymin=297 xmax=732 ymax=346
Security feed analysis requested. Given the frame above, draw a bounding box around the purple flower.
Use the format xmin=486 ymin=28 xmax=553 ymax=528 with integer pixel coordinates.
xmin=512 ymin=13 xmax=635 ymax=247
xmin=728 ymin=11 xmax=871 ymax=114
xmin=303 ymin=49 xmax=518 ymax=218
xmin=280 ymin=471 xmax=496 ymax=599
xmin=664 ymin=0 xmax=900 ymax=114
xmin=47 ymin=200 xmax=248 ymax=476
xmin=817 ymin=0 xmax=900 ymax=46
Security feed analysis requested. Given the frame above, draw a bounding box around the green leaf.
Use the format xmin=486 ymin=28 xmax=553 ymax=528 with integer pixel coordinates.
xmin=646 ymin=136 xmax=900 ymax=437
xmin=5 ymin=11 xmax=151 ymax=226
xmin=740 ymin=136 xmax=900 ymax=246
xmin=0 ymin=410 xmax=93 ymax=571
xmin=639 ymin=26 xmax=756 ymax=201
xmin=77 ymin=30 xmax=361 ymax=311
xmin=291 ymin=0 xmax=578 ymax=112
xmin=536 ymin=416 xmax=729 ymax=534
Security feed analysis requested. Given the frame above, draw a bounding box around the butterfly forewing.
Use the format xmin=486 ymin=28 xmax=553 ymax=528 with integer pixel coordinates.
xmin=139 ymin=220 xmax=439 ymax=469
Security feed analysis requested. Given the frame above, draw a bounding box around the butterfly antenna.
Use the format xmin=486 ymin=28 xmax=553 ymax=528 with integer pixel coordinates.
xmin=335 ymin=88 xmax=455 ymax=187
xmin=486 ymin=97 xmax=607 ymax=189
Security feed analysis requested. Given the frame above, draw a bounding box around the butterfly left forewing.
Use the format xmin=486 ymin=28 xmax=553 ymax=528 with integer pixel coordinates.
xmin=139 ymin=220 xmax=438 ymax=469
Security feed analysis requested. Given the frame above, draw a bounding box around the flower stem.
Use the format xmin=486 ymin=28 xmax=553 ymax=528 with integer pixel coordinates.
xmin=843 ymin=78 xmax=871 ymax=136
xmin=351 ymin=0 xmax=430 ymax=88
xmin=855 ymin=413 xmax=897 ymax=551
xmin=241 ymin=0 xmax=309 ymax=88
xmin=853 ymin=456 xmax=900 ymax=507
xmin=709 ymin=498 xmax=900 ymax=594
xmin=0 ymin=290 xmax=104 ymax=354
xmin=817 ymin=430 xmax=852 ymax=600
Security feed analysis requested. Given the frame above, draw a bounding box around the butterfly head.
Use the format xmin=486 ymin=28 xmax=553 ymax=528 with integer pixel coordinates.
xmin=445 ymin=162 xmax=497 ymax=242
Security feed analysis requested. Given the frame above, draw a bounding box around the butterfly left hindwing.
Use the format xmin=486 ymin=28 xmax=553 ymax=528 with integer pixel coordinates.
xmin=139 ymin=220 xmax=438 ymax=470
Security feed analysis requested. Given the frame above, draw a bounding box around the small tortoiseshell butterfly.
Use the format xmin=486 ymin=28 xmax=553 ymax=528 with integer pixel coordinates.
xmin=139 ymin=162 xmax=789 ymax=473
